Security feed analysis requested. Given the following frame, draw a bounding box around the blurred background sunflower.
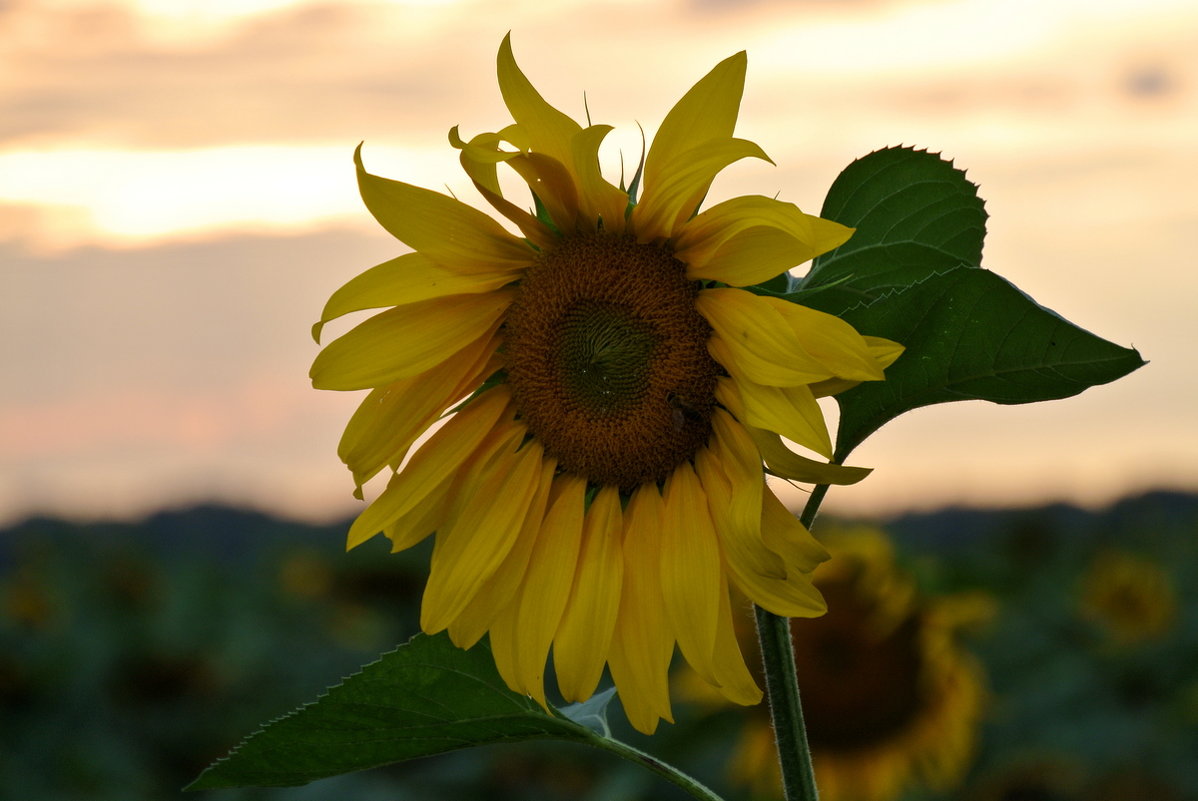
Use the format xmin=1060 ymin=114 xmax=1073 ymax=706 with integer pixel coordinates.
xmin=702 ymin=527 xmax=992 ymax=801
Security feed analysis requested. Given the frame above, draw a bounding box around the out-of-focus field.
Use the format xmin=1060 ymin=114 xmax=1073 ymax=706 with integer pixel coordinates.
xmin=3 ymin=492 xmax=1196 ymax=800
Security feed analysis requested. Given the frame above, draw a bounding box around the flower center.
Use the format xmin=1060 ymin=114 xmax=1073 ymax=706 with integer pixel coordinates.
xmin=791 ymin=574 xmax=925 ymax=751
xmin=503 ymin=233 xmax=718 ymax=488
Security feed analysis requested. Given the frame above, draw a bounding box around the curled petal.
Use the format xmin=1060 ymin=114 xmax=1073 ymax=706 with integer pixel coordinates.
xmin=355 ymin=144 xmax=532 ymax=270
xmin=674 ymin=195 xmax=853 ymax=286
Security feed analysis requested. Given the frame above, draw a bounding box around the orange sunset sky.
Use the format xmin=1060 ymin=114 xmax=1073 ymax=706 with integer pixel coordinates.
xmin=1 ymin=0 xmax=1195 ymax=525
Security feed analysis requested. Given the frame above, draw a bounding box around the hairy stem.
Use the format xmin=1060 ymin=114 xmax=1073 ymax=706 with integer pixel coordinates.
xmin=754 ymin=482 xmax=830 ymax=801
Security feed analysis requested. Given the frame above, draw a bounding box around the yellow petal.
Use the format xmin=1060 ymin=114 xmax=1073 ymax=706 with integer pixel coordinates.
xmin=697 ymin=289 xmax=835 ymax=387
xmin=746 ymin=425 xmax=872 ymax=486
xmin=312 ymin=252 xmax=520 ymax=343
xmin=767 ymin=296 xmax=888 ymax=381
xmin=487 ymin=601 xmax=525 ymax=702
xmin=571 ymin=125 xmax=629 ymax=233
xmin=607 ymin=485 xmax=675 ymax=734
xmin=553 ymin=486 xmax=624 ymax=703
xmin=450 ymin=125 xmax=556 ymax=248
xmin=497 ymin=34 xmax=583 ymax=186
xmin=864 ymin=334 xmax=905 ymax=370
xmin=447 ymin=454 xmax=557 ymax=650
xmin=674 ymin=196 xmax=853 ymax=286
xmin=510 ymin=474 xmax=587 ymax=706
xmin=356 ymin=143 xmax=532 ymax=270
xmin=383 ymin=473 xmax=452 ymax=554
xmin=338 ymin=327 xmax=501 ymax=492
xmin=344 ymin=387 xmax=511 ymax=550
xmin=642 ymin=51 xmax=746 ymax=207
xmin=505 ymin=151 xmax=579 ymax=232
xmin=708 ymin=580 xmax=763 ymax=705
xmin=660 ymin=462 xmax=723 ymax=686
xmin=632 ymin=138 xmax=771 ymax=242
xmin=723 ymin=520 xmax=826 ymax=618
xmin=760 ymin=489 xmax=831 ymax=579
xmin=708 ymin=409 xmax=768 ymax=554
xmin=733 ymin=376 xmax=834 ymax=460
xmin=310 ymin=289 xmax=513 ymax=391
xmin=421 ymin=436 xmax=546 ymax=634
xmin=807 ymin=335 xmax=905 ymax=397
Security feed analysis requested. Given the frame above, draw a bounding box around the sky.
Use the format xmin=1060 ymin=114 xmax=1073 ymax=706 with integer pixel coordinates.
xmin=1 ymin=0 xmax=1196 ymax=525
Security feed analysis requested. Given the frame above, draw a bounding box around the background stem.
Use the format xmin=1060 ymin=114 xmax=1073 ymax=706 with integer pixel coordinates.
xmin=754 ymin=483 xmax=830 ymax=801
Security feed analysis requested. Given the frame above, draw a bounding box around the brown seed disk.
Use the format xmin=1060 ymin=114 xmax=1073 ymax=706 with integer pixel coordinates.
xmin=503 ymin=233 xmax=718 ymax=488
xmin=791 ymin=573 xmax=925 ymax=751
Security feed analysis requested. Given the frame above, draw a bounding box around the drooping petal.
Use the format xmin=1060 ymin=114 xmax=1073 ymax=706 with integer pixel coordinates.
xmin=343 ymin=387 xmax=511 ymax=549
xmin=312 ymin=252 xmax=520 ymax=343
xmin=355 ymin=144 xmax=533 ymax=270
xmin=486 ymin=600 xmax=523 ymax=701
xmin=607 ymin=485 xmax=675 ymax=734
xmin=382 ymin=473 xmax=453 ymax=554
xmin=446 ymin=455 xmax=557 ymax=650
xmin=722 ymin=503 xmax=827 ymax=619
xmin=760 ymin=489 xmax=831 ymax=579
xmin=732 ymin=376 xmax=834 ymax=459
xmin=509 ymin=474 xmax=587 ymax=706
xmin=698 ymin=289 xmax=836 ymax=387
xmin=695 ymin=446 xmax=784 ymax=581
xmin=674 ymin=195 xmax=853 ymax=286
xmin=708 ymin=409 xmax=767 ymax=549
xmin=421 ymin=436 xmax=546 ymax=634
xmin=660 ymin=463 xmax=723 ymax=686
xmin=632 ymin=139 xmax=772 ymax=242
xmin=337 ymin=327 xmax=501 ymax=492
xmin=553 ymin=486 xmax=624 ymax=703
xmin=642 ymin=51 xmax=746 ymax=206
xmin=747 ymin=424 xmax=873 ymax=486
xmin=708 ymin=579 xmax=763 ymax=705
xmin=310 ymin=289 xmax=514 ymax=391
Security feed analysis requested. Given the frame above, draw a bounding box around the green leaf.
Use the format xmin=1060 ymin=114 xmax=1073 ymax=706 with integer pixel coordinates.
xmin=187 ymin=633 xmax=591 ymax=790
xmin=187 ymin=633 xmax=728 ymax=801
xmin=831 ymin=266 xmax=1146 ymax=460
xmin=795 ymin=146 xmax=988 ymax=314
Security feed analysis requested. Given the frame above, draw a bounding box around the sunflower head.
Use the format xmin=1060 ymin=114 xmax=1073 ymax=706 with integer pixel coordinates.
xmin=1079 ymin=549 xmax=1178 ymax=645
xmin=311 ymin=35 xmax=902 ymax=734
xmin=723 ymin=527 xmax=991 ymax=801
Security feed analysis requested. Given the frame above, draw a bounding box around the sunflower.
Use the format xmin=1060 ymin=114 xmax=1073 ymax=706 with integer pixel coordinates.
xmin=1079 ymin=550 xmax=1177 ymax=646
xmin=725 ymin=528 xmax=991 ymax=801
xmin=310 ymin=35 xmax=902 ymax=734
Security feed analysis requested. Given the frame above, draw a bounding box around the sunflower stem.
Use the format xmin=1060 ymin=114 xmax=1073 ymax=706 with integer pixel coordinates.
xmin=755 ymin=482 xmax=830 ymax=801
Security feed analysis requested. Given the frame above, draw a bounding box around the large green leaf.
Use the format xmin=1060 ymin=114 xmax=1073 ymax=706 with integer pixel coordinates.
xmin=187 ymin=633 xmax=725 ymax=800
xmin=830 ymin=266 xmax=1145 ymax=460
xmin=794 ymin=146 xmax=988 ymax=314
xmin=187 ymin=633 xmax=587 ymax=790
